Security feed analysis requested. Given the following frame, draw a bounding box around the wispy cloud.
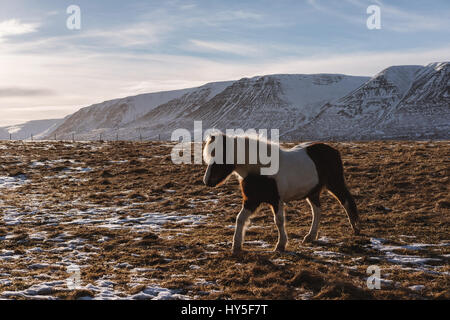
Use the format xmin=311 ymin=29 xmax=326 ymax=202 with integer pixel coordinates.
xmin=0 ymin=19 xmax=39 ymax=41
xmin=0 ymin=87 xmax=54 ymax=97
xmin=373 ymin=0 xmax=450 ymax=32
xmin=306 ymin=0 xmax=364 ymax=25
xmin=308 ymin=0 xmax=450 ymax=32
xmin=222 ymin=10 xmax=263 ymax=21
xmin=261 ymin=46 xmax=450 ymax=76
xmin=83 ymin=22 xmax=172 ymax=47
xmin=187 ymin=39 xmax=258 ymax=56
xmin=0 ymin=1 xmax=448 ymax=126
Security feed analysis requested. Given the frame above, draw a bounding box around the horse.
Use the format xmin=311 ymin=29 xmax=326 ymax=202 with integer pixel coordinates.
xmin=202 ymin=132 xmax=360 ymax=255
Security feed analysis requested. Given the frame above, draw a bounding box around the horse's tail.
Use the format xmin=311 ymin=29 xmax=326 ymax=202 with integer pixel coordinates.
xmin=327 ymin=148 xmax=360 ymax=234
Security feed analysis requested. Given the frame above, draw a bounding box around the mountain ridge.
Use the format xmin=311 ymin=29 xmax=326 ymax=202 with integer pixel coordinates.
xmin=2 ymin=62 xmax=448 ymax=141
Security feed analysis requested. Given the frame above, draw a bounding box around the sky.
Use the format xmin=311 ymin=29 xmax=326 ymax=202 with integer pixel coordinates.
xmin=0 ymin=0 xmax=449 ymax=126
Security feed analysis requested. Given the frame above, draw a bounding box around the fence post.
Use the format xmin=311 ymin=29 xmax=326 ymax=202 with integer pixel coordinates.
xmin=9 ymin=133 xmax=11 ymax=140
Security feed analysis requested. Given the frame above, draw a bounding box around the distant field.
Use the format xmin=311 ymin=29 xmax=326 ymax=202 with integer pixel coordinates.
xmin=0 ymin=140 xmax=448 ymax=300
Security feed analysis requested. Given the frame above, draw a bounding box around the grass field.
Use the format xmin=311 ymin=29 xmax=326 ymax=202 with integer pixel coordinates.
xmin=0 ymin=140 xmax=448 ymax=299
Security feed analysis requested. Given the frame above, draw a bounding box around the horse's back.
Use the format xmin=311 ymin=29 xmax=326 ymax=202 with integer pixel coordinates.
xmin=302 ymin=143 xmax=344 ymax=178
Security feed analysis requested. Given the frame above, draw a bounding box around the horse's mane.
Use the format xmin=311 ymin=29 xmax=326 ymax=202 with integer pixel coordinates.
xmin=203 ymin=132 xmax=281 ymax=164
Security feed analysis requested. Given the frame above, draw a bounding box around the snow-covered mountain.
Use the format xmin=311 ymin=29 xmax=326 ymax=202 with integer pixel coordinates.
xmin=381 ymin=62 xmax=450 ymax=139
xmin=0 ymin=119 xmax=64 ymax=140
xmin=46 ymin=74 xmax=368 ymax=140
xmin=48 ymin=87 xmax=198 ymax=140
xmin=39 ymin=62 xmax=449 ymax=141
xmin=288 ymin=62 xmax=449 ymax=140
xmin=180 ymin=74 xmax=368 ymax=132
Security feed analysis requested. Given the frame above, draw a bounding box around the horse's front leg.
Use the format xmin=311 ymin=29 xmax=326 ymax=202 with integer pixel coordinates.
xmin=232 ymin=206 xmax=253 ymax=255
xmin=272 ymin=201 xmax=288 ymax=252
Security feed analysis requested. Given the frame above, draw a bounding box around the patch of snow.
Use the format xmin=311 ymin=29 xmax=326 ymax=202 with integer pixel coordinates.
xmin=368 ymin=237 xmax=444 ymax=266
xmin=313 ymin=250 xmax=344 ymax=258
xmin=408 ymin=285 xmax=425 ymax=291
xmin=0 ymin=175 xmax=27 ymax=189
xmin=130 ymin=286 xmax=188 ymax=300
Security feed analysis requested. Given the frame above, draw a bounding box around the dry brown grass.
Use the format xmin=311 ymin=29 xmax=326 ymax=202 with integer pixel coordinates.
xmin=0 ymin=140 xmax=448 ymax=299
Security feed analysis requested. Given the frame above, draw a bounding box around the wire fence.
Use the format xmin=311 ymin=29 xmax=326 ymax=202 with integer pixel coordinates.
xmin=1 ymin=130 xmax=165 ymax=142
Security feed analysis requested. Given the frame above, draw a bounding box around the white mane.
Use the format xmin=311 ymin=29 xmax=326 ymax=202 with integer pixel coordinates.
xmin=203 ymin=132 xmax=281 ymax=165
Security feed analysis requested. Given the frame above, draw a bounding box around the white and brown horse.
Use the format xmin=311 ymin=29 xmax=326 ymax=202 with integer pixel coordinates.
xmin=202 ymin=133 xmax=360 ymax=255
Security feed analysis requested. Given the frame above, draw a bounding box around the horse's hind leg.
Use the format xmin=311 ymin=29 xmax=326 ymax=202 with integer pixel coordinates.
xmin=271 ymin=201 xmax=287 ymax=252
xmin=303 ymin=191 xmax=321 ymax=243
xmin=232 ymin=206 xmax=253 ymax=255
xmin=327 ymin=182 xmax=360 ymax=235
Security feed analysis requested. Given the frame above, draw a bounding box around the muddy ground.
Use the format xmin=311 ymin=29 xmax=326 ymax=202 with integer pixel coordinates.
xmin=0 ymin=140 xmax=448 ymax=300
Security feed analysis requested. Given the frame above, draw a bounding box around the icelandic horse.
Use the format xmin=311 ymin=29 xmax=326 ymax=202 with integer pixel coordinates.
xmin=202 ymin=133 xmax=360 ymax=255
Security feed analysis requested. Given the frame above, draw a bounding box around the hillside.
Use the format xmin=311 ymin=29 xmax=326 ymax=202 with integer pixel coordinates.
xmin=0 ymin=119 xmax=64 ymax=140
xmin=37 ymin=62 xmax=450 ymax=141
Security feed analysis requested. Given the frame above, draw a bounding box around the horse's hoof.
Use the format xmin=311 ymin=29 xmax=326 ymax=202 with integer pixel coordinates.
xmin=274 ymin=245 xmax=286 ymax=252
xmin=302 ymin=234 xmax=316 ymax=243
xmin=232 ymin=249 xmax=243 ymax=256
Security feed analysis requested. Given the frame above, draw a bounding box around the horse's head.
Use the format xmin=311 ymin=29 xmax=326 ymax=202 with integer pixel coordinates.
xmin=203 ymin=162 xmax=235 ymax=187
xmin=203 ymin=133 xmax=235 ymax=187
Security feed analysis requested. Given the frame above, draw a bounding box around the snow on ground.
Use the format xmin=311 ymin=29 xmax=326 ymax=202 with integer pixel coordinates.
xmin=0 ymin=189 xmax=207 ymax=299
xmin=1 ymin=140 xmax=448 ymax=299
xmin=0 ymin=142 xmax=209 ymax=299
xmin=63 ymin=207 xmax=207 ymax=233
xmin=0 ymin=279 xmax=187 ymax=300
xmin=0 ymin=175 xmax=28 ymax=189
xmin=367 ymin=238 xmax=449 ymax=276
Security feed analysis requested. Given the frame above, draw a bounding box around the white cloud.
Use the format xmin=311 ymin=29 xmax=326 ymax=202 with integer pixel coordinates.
xmin=85 ymin=22 xmax=172 ymax=47
xmin=0 ymin=19 xmax=39 ymax=40
xmin=187 ymin=39 xmax=258 ymax=56
xmin=225 ymin=10 xmax=263 ymax=20
xmin=0 ymin=87 xmax=53 ymax=97
xmin=258 ymin=47 xmax=450 ymax=76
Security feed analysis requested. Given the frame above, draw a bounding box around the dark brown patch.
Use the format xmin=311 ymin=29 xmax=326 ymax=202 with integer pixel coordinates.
xmin=240 ymin=174 xmax=280 ymax=212
xmin=305 ymin=143 xmax=359 ymax=232
xmin=204 ymin=134 xmax=235 ymax=187
xmin=205 ymin=163 xmax=235 ymax=187
xmin=305 ymin=143 xmax=342 ymax=190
